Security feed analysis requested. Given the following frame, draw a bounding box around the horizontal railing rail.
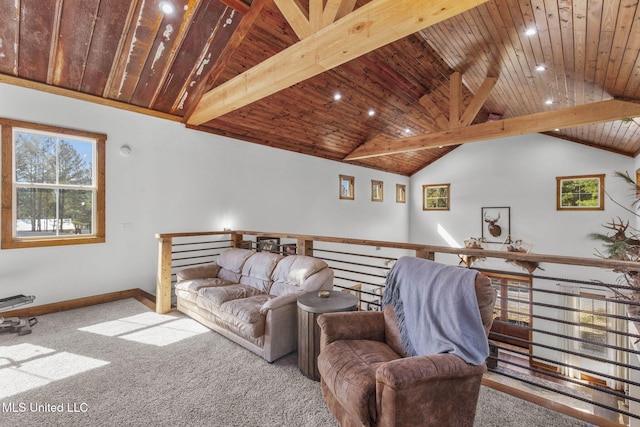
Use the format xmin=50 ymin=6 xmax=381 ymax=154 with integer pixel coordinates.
xmin=156 ymin=230 xmax=640 ymax=426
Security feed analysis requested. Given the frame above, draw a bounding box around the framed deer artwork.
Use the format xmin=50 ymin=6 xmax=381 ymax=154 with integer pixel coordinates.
xmin=481 ymin=207 xmax=510 ymax=243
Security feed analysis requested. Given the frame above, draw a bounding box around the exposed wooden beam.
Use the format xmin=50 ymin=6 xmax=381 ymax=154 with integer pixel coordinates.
xmin=322 ymin=0 xmax=357 ymax=26
xmin=273 ymin=0 xmax=310 ymax=40
xmin=344 ymin=99 xmax=640 ymax=160
xmin=459 ymin=76 xmax=497 ymax=127
xmin=419 ymin=74 xmax=496 ymax=130
xmin=309 ymin=0 xmax=323 ymax=33
xmin=418 ymin=94 xmax=449 ymax=131
xmin=449 ymin=71 xmax=462 ymax=129
xmin=187 ymin=0 xmax=489 ymax=126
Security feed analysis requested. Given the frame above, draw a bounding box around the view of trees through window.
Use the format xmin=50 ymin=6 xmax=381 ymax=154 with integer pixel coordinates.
xmin=15 ymin=130 xmax=95 ymax=237
xmin=557 ymin=175 xmax=604 ymax=210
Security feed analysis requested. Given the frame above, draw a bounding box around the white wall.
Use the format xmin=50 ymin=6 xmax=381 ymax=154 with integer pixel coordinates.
xmin=409 ymin=133 xmax=635 ymax=278
xmin=0 ymin=83 xmax=409 ymax=306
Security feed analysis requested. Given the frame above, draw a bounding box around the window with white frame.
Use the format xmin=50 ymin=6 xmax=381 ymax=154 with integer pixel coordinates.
xmin=576 ymin=292 xmax=608 ymax=357
xmin=1 ymin=119 xmax=106 ymax=249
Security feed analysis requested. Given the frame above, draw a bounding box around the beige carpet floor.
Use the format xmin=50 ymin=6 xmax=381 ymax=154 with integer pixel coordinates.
xmin=0 ymin=298 xmax=586 ymax=426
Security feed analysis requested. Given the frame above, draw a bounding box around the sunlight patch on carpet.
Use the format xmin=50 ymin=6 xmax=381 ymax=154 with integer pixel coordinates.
xmin=79 ymin=312 xmax=209 ymax=346
xmin=0 ymin=344 xmax=109 ymax=399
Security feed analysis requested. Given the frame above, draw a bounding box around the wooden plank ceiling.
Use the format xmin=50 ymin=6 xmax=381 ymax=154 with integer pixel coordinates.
xmin=0 ymin=0 xmax=639 ymax=176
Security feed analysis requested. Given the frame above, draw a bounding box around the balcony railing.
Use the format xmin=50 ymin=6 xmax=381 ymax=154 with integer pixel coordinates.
xmin=156 ymin=230 xmax=640 ymax=427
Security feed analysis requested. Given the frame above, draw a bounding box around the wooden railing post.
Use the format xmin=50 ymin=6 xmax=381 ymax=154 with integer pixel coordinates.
xmin=156 ymin=235 xmax=173 ymax=314
xmin=231 ymin=231 xmax=244 ymax=248
xmin=415 ymin=249 xmax=435 ymax=260
xmin=297 ymin=238 xmax=314 ymax=256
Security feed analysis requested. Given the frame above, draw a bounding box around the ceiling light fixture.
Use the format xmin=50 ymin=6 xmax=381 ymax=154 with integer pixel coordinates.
xmin=545 ymin=99 xmax=553 ymax=105
xmin=535 ymin=65 xmax=546 ymax=71
xmin=525 ymin=28 xmax=537 ymax=36
xmin=404 ymin=128 xmax=411 ymax=134
xmin=368 ymin=109 xmax=375 ymax=117
xmin=159 ymin=1 xmax=175 ymax=15
xmin=333 ymin=92 xmax=342 ymax=101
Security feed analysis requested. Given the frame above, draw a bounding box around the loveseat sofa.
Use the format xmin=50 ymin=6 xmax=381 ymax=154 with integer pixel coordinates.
xmin=175 ymin=248 xmax=334 ymax=362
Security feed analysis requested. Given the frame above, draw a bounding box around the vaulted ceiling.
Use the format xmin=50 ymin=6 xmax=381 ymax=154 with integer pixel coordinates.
xmin=1 ymin=0 xmax=639 ymax=176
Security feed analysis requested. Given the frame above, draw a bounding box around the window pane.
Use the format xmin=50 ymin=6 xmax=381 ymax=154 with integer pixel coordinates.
xmin=578 ymin=296 xmax=607 ymax=355
xmin=560 ymin=177 xmax=600 ymax=208
xmin=59 ymin=139 xmax=94 ymax=185
xmin=16 ymin=188 xmax=93 ymax=237
xmin=2 ymin=119 xmax=105 ymax=249
xmin=15 ymin=131 xmax=56 ymax=184
xmin=15 ymin=132 xmax=94 ymax=186
xmin=507 ymin=282 xmax=529 ymax=326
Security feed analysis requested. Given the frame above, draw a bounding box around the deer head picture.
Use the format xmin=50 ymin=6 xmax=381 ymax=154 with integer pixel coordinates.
xmin=484 ymin=212 xmax=502 ymax=237
xmin=481 ymin=207 xmax=510 ymax=243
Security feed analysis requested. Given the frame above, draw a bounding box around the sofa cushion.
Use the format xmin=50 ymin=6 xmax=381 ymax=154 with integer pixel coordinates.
xmin=197 ymin=284 xmax=264 ymax=311
xmin=271 ymin=255 xmax=328 ymax=296
xmin=239 ymin=251 xmax=283 ymax=293
xmin=318 ymin=340 xmax=401 ymax=425
xmin=218 ymin=294 xmax=270 ymax=339
xmin=216 ymin=248 xmax=254 ymax=283
xmin=175 ymin=278 xmax=232 ymax=303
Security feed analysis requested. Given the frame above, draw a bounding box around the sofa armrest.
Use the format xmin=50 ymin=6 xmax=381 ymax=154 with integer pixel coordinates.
xmin=259 ymin=293 xmax=301 ymax=314
xmin=317 ymin=311 xmax=385 ymax=349
xmin=376 ymin=353 xmax=487 ymax=389
xmin=176 ymin=262 xmax=221 ymax=282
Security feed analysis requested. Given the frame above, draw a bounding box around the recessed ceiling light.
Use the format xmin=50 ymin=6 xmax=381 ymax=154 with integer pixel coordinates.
xmin=159 ymin=1 xmax=175 ymax=14
xmin=545 ymin=99 xmax=553 ymax=105
xmin=535 ymin=65 xmax=546 ymax=71
xmin=525 ymin=28 xmax=537 ymax=36
xmin=554 ymin=128 xmax=560 ymax=131
xmin=368 ymin=109 xmax=375 ymax=117
xmin=333 ymin=92 xmax=342 ymax=101
xmin=404 ymin=128 xmax=411 ymax=134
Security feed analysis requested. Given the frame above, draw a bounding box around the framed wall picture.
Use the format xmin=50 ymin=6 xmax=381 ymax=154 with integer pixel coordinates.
xmin=282 ymin=243 xmax=297 ymax=256
xmin=256 ymin=236 xmax=280 ymax=253
xmin=339 ymin=175 xmax=355 ymax=200
xmin=396 ymin=184 xmax=406 ymax=203
xmin=371 ymin=180 xmax=383 ymax=202
xmin=481 ymin=207 xmax=510 ymax=243
xmin=422 ymin=184 xmax=450 ymax=210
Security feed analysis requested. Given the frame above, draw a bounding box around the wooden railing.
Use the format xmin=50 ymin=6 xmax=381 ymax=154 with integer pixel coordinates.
xmin=156 ymin=230 xmax=640 ymax=426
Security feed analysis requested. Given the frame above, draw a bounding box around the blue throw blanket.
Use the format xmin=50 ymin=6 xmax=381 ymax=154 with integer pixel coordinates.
xmin=382 ymin=257 xmax=489 ymax=365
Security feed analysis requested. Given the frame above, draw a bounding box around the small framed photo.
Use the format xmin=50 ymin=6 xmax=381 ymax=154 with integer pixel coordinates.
xmin=282 ymin=243 xmax=297 ymax=256
xmin=396 ymin=184 xmax=406 ymax=203
xmin=339 ymin=175 xmax=355 ymax=200
xmin=256 ymin=236 xmax=280 ymax=253
xmin=371 ymin=180 xmax=383 ymax=202
xmin=423 ymin=184 xmax=450 ymax=210
xmin=481 ymin=207 xmax=510 ymax=243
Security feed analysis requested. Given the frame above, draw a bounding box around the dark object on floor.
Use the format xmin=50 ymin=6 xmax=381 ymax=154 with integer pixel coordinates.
xmin=1 ymin=294 xmax=37 ymax=336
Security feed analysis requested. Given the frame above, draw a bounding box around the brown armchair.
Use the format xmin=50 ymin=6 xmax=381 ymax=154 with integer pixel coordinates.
xmin=316 ymin=260 xmax=496 ymax=427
